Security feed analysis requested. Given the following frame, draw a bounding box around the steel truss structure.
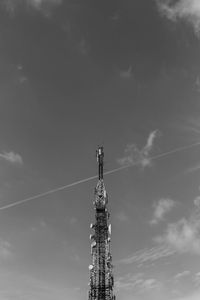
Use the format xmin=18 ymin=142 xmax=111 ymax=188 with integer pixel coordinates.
xmin=88 ymin=147 xmax=116 ymax=300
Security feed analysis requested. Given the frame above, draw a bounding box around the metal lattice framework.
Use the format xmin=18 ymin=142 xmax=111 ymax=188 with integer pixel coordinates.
xmin=88 ymin=147 xmax=116 ymax=300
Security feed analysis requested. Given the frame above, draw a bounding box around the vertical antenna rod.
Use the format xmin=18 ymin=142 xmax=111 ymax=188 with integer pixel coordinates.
xmin=96 ymin=146 xmax=104 ymax=180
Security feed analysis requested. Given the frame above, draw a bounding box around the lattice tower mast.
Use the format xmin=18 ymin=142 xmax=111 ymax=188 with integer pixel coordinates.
xmin=88 ymin=147 xmax=116 ymax=300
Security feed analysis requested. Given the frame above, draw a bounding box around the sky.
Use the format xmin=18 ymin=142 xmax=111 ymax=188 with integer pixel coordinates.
xmin=0 ymin=0 xmax=200 ymax=299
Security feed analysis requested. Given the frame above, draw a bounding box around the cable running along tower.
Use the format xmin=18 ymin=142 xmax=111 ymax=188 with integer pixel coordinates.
xmin=88 ymin=147 xmax=116 ymax=300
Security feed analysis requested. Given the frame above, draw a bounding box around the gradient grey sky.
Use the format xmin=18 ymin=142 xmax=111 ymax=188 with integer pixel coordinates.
xmin=0 ymin=0 xmax=200 ymax=299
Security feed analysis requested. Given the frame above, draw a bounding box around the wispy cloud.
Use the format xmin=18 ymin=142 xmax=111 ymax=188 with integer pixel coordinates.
xmin=186 ymin=164 xmax=200 ymax=174
xmin=69 ymin=217 xmax=78 ymax=225
xmin=0 ymin=239 xmax=12 ymax=260
xmin=194 ymin=272 xmax=200 ymax=286
xmin=0 ymin=151 xmax=23 ymax=165
xmin=0 ymin=271 xmax=73 ymax=300
xmin=1 ymin=0 xmax=62 ymax=16
xmin=194 ymin=196 xmax=200 ymax=208
xmin=119 ymin=66 xmax=132 ymax=79
xmin=155 ymin=211 xmax=200 ymax=255
xmin=174 ymin=290 xmax=200 ymax=300
xmin=174 ymin=270 xmax=191 ymax=280
xmin=182 ymin=117 xmax=200 ymax=138
xmin=195 ymin=76 xmax=200 ymax=92
xmin=110 ymin=11 xmax=120 ymax=22
xmin=118 ymin=244 xmax=175 ymax=265
xmin=115 ymin=272 xmax=161 ymax=292
xmin=31 ymin=219 xmax=48 ymax=232
xmin=77 ymin=38 xmax=90 ymax=56
xmin=28 ymin=0 xmax=62 ymax=9
xmin=150 ymin=198 xmax=176 ymax=224
xmin=115 ymin=211 xmax=130 ymax=222
xmin=156 ymin=0 xmax=200 ymax=37
xmin=118 ymin=130 xmax=161 ymax=169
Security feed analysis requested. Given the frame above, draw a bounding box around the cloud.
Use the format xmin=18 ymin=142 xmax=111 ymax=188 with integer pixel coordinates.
xmin=115 ymin=211 xmax=129 ymax=222
xmin=115 ymin=273 xmax=161 ymax=292
xmin=174 ymin=270 xmax=191 ymax=280
xmin=156 ymin=212 xmax=200 ymax=255
xmin=119 ymin=66 xmax=133 ymax=79
xmin=118 ymin=244 xmax=175 ymax=265
xmin=110 ymin=11 xmax=120 ymax=22
xmin=174 ymin=290 xmax=200 ymax=300
xmin=154 ymin=191 xmax=200 ymax=256
xmin=69 ymin=217 xmax=78 ymax=225
xmin=195 ymin=76 xmax=200 ymax=92
xmin=0 ymin=271 xmax=73 ymax=300
xmin=182 ymin=117 xmax=200 ymax=138
xmin=28 ymin=0 xmax=62 ymax=9
xmin=19 ymin=76 xmax=28 ymax=84
xmin=0 ymin=239 xmax=12 ymax=260
xmin=31 ymin=219 xmax=48 ymax=232
xmin=156 ymin=0 xmax=200 ymax=37
xmin=1 ymin=0 xmax=62 ymax=16
xmin=0 ymin=151 xmax=23 ymax=165
xmin=150 ymin=198 xmax=175 ymax=224
xmin=194 ymin=272 xmax=200 ymax=286
xmin=77 ymin=38 xmax=90 ymax=56
xmin=143 ymin=130 xmax=160 ymax=155
xmin=194 ymin=196 xmax=200 ymax=208
xmin=186 ymin=164 xmax=200 ymax=174
xmin=118 ymin=130 xmax=161 ymax=169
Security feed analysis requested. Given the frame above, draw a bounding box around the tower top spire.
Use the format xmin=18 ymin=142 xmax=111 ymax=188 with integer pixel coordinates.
xmin=96 ymin=146 xmax=104 ymax=180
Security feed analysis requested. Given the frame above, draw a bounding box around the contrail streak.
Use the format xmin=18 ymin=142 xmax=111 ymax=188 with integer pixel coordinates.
xmin=0 ymin=175 xmax=99 ymax=211
xmin=0 ymin=141 xmax=200 ymax=211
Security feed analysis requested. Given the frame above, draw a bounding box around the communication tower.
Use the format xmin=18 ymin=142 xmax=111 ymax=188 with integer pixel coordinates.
xmin=88 ymin=147 xmax=116 ymax=300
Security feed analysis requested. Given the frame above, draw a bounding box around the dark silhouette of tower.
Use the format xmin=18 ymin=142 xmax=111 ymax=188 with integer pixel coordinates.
xmin=88 ymin=147 xmax=116 ymax=300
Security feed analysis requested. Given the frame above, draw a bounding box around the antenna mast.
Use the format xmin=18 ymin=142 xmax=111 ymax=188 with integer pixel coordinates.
xmin=96 ymin=146 xmax=104 ymax=180
xmin=88 ymin=147 xmax=116 ymax=300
